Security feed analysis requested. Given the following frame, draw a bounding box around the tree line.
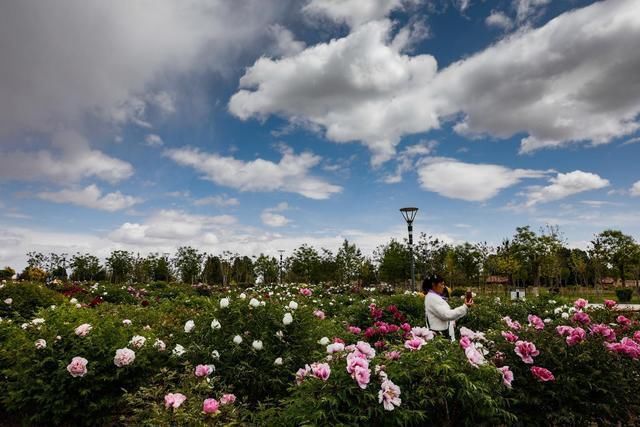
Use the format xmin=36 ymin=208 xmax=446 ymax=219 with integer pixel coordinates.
xmin=4 ymin=226 xmax=640 ymax=288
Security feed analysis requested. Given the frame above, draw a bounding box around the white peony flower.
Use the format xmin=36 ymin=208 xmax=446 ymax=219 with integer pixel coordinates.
xmin=211 ymin=350 xmax=220 ymax=359
xmin=114 ymin=348 xmax=136 ymax=367
xmin=275 ymin=330 xmax=284 ymax=340
xmin=129 ymin=335 xmax=146 ymax=349
xmin=153 ymin=339 xmax=166 ymax=351
xmin=283 ymin=313 xmax=293 ymax=325
xmin=173 ymin=344 xmax=186 ymax=356
xmin=35 ymin=339 xmax=47 ymax=349
xmin=274 ymin=357 xmax=283 ymax=365
xmin=31 ymin=318 xmax=45 ymax=325
xmin=75 ymin=303 xmax=82 ymax=308
xmin=184 ymin=320 xmax=195 ymax=333
xmin=3 ymin=298 xmax=11 ymax=305
xmin=260 ymin=301 xmax=266 ymax=306
xmin=252 ymin=340 xmax=264 ymax=350
xmin=122 ymin=319 xmax=132 ymax=326
xmin=561 ymin=312 xmax=570 ymax=319
xmin=239 ymin=293 xmax=247 ymax=300
xmin=288 ymin=301 xmax=298 ymax=310
xmin=249 ymin=298 xmax=260 ymax=308
xmin=318 ymin=337 xmax=330 ymax=345
xmin=220 ymin=298 xmax=230 ymax=308
xmin=69 ymin=298 xmax=78 ymax=304
xmin=233 ymin=335 xmax=243 ymax=345
xmin=211 ymin=319 xmax=221 ymax=330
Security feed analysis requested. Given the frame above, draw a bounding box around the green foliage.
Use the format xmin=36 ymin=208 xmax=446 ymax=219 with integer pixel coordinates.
xmin=268 ymin=339 xmax=514 ymax=426
xmin=0 ymin=282 xmax=64 ymax=320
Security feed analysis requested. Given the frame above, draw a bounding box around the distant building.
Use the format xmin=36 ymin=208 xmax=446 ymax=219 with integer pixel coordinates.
xmin=486 ymin=275 xmax=509 ymax=285
xmin=599 ymin=277 xmax=615 ymax=287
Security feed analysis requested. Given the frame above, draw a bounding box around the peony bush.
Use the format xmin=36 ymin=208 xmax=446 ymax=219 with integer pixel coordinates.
xmin=0 ymin=280 xmax=639 ymax=425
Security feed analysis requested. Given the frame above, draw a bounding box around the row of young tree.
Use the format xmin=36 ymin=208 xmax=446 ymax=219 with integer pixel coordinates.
xmin=7 ymin=226 xmax=640 ymax=288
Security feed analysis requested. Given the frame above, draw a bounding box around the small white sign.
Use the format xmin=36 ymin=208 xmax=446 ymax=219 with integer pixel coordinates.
xmin=510 ymin=289 xmax=526 ymax=300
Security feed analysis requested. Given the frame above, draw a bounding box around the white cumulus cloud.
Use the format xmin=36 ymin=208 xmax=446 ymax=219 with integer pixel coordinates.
xmin=164 ymin=146 xmax=341 ymax=200
xmin=416 ymin=157 xmax=548 ymax=202
xmin=524 ymin=171 xmax=610 ymax=207
xmin=629 ymin=181 xmax=640 ymax=197
xmin=36 ymin=185 xmax=141 ymax=212
xmin=0 ymin=130 xmax=133 ymax=184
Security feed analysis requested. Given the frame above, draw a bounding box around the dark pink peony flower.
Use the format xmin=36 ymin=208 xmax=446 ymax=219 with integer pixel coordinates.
xmin=531 ymin=366 xmax=555 ymax=382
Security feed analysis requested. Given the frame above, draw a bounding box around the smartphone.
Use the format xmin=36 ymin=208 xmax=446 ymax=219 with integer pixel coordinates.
xmin=465 ymin=288 xmax=473 ymax=303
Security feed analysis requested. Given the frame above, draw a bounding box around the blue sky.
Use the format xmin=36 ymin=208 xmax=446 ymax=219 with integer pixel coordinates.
xmin=1 ymin=0 xmax=640 ymax=269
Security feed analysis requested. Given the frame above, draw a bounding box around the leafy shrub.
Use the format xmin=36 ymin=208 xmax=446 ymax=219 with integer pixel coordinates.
xmin=263 ymin=338 xmax=514 ymax=426
xmin=0 ymin=282 xmax=64 ymax=320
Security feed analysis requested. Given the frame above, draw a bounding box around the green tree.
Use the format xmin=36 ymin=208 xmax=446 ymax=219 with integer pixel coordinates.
xmin=70 ymin=253 xmax=102 ymax=281
xmin=592 ymin=230 xmax=637 ymax=285
xmin=173 ymin=246 xmax=204 ymax=284
xmin=106 ymin=250 xmax=134 ymax=283
xmin=202 ymin=255 xmax=223 ymax=285
xmin=0 ymin=266 xmax=15 ymax=280
xmin=376 ymin=239 xmax=410 ymax=286
xmin=335 ymin=239 xmax=364 ymax=284
xmin=288 ymin=245 xmax=321 ymax=284
xmin=254 ymin=254 xmax=279 ymax=284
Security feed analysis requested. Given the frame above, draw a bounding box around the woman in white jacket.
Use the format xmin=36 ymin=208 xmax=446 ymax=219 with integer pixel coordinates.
xmin=423 ymin=274 xmax=472 ymax=340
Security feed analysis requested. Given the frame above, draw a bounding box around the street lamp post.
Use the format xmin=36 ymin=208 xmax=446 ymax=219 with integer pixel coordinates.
xmin=400 ymin=207 xmax=419 ymax=291
xmin=277 ymin=250 xmax=285 ymax=284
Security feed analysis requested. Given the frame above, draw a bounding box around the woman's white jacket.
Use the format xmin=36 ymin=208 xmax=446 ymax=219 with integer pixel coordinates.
xmin=424 ymin=291 xmax=468 ymax=332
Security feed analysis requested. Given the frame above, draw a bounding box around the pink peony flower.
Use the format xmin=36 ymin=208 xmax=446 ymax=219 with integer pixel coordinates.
xmin=527 ymin=314 xmax=545 ymax=330
xmin=346 ymin=352 xmax=369 ymax=374
xmin=531 ymin=366 xmax=555 ymax=382
xmin=311 ymin=362 xmax=331 ymax=381
xmin=503 ymin=316 xmax=521 ymax=330
xmin=313 ymin=310 xmax=325 ymax=320
xmin=354 ymin=341 xmax=376 ymax=359
xmin=327 ymin=342 xmax=345 ymax=354
xmin=404 ymin=337 xmax=426 ymax=351
xmin=374 ymin=340 xmax=386 ymax=349
xmin=165 ymin=393 xmax=187 ymax=409
xmin=74 ymin=323 xmax=92 ymax=337
xmin=604 ymin=299 xmax=617 ymax=309
xmin=573 ymin=311 xmax=591 ymax=325
xmin=378 ymin=379 xmax=402 ymax=411
xmin=202 ymin=398 xmax=219 ymax=414
xmin=616 ymin=315 xmax=631 ymax=327
xmin=556 ymin=325 xmax=574 ymax=337
xmin=195 ymin=364 xmax=213 ymax=377
xmin=606 ymin=337 xmax=640 ymax=359
xmin=299 ymin=288 xmax=312 ymax=296
xmin=295 ymin=365 xmax=311 ymax=384
xmin=590 ymin=324 xmax=617 ymax=342
xmin=634 ymin=331 xmax=640 ymax=343
xmin=113 ymin=348 xmax=136 ymax=367
xmin=353 ymin=365 xmax=371 ymax=389
xmin=574 ymin=298 xmax=588 ymax=310
xmin=465 ymin=345 xmax=486 ymax=367
xmin=387 ymin=324 xmax=400 ymax=333
xmin=378 ymin=324 xmax=390 ymax=334
xmin=566 ymin=327 xmax=586 ymax=346
xmin=348 ymin=325 xmax=361 ymax=334
xmin=459 ymin=336 xmax=472 ymax=349
xmin=514 ymin=340 xmax=539 ymax=364
xmin=66 ymin=356 xmax=88 ymax=377
xmin=220 ymin=393 xmax=236 ymax=405
xmin=411 ymin=326 xmax=435 ymax=341
xmin=385 ymin=350 xmax=401 ymax=360
xmin=501 ymin=331 xmax=518 ymax=343
xmin=498 ymin=366 xmax=514 ymax=388
xmin=400 ymin=323 xmax=412 ymax=332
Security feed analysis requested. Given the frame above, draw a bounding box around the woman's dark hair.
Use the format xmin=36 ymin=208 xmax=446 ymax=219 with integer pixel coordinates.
xmin=422 ymin=274 xmax=444 ymax=292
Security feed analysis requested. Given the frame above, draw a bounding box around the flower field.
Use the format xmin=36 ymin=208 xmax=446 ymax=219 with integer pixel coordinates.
xmin=1 ymin=281 xmax=639 ymax=426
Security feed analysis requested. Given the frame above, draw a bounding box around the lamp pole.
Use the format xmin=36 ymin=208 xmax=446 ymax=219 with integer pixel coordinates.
xmin=277 ymin=250 xmax=285 ymax=284
xmin=400 ymin=207 xmax=418 ymax=291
